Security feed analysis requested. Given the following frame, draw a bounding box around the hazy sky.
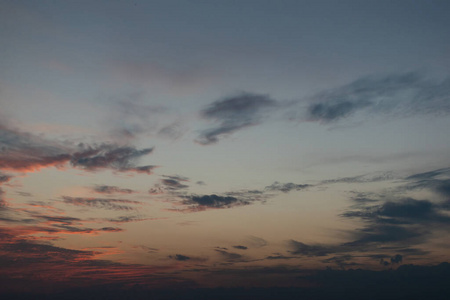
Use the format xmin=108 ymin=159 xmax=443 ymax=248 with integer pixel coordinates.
xmin=1 ymin=0 xmax=450 ymax=296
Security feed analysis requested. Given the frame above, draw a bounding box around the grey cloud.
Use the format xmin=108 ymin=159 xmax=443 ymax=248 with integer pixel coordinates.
xmin=196 ymin=93 xmax=277 ymax=145
xmin=404 ymin=168 xmax=450 ymax=199
xmin=343 ymin=198 xmax=450 ymax=225
xmin=283 ymin=72 xmax=450 ymax=124
xmin=161 ymin=179 xmax=189 ymax=190
xmin=0 ymin=122 xmax=155 ymax=174
xmin=0 ymin=173 xmax=12 ymax=183
xmin=308 ymin=100 xmax=371 ymax=122
xmin=62 ymin=196 xmax=141 ymax=211
xmin=265 ymin=254 xmax=296 ymax=260
xmin=320 ymin=172 xmax=395 ymax=185
xmin=289 ymin=240 xmax=337 ymax=257
xmin=245 ymin=236 xmax=267 ymax=248
xmin=232 ymin=245 xmax=248 ymax=250
xmin=108 ymin=215 xmax=148 ymax=223
xmin=303 ymin=72 xmax=445 ymax=123
xmin=70 ymin=144 xmax=154 ymax=173
xmin=322 ymin=255 xmax=360 ymax=269
xmin=265 ymin=182 xmax=311 ymax=193
xmin=405 ymin=168 xmax=450 ymax=181
xmin=93 ymin=185 xmax=135 ymax=194
xmin=214 ymin=249 xmax=244 ymax=262
xmin=182 ymin=194 xmax=249 ymax=209
xmin=169 ymin=254 xmax=191 ymax=261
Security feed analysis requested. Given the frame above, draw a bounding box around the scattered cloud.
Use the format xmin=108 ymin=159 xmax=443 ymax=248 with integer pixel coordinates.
xmin=161 ymin=179 xmax=189 ymax=190
xmin=62 ymin=196 xmax=141 ymax=211
xmin=93 ymin=185 xmax=136 ymax=194
xmin=168 ymin=254 xmax=191 ymax=261
xmin=232 ymin=245 xmax=248 ymax=250
xmin=196 ymin=93 xmax=277 ymax=145
xmin=245 ymin=236 xmax=268 ymax=248
xmin=0 ymin=122 xmax=155 ymax=174
xmin=299 ymin=72 xmax=450 ymax=123
xmin=214 ymin=249 xmax=245 ymax=262
xmin=289 ymin=240 xmax=337 ymax=257
xmin=265 ymin=182 xmax=311 ymax=193
xmin=182 ymin=194 xmax=249 ymax=210
xmin=70 ymin=144 xmax=155 ymax=173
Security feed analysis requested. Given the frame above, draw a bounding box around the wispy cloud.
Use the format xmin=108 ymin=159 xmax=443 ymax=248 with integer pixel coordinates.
xmin=0 ymin=122 xmax=156 ymax=174
xmin=182 ymin=194 xmax=249 ymax=210
xmin=299 ymin=72 xmax=450 ymax=123
xmin=265 ymin=182 xmax=311 ymax=193
xmin=70 ymin=144 xmax=155 ymax=173
xmin=62 ymin=196 xmax=141 ymax=211
xmin=196 ymin=93 xmax=277 ymax=145
xmin=93 ymin=185 xmax=136 ymax=194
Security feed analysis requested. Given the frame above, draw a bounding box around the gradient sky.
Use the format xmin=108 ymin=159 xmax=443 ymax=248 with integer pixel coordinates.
xmin=1 ymin=0 xmax=450 ymax=296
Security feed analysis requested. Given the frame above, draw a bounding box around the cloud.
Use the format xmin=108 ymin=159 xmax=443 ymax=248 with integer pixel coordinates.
xmin=107 ymin=215 xmax=151 ymax=223
xmin=214 ymin=249 xmax=245 ymax=262
xmin=301 ymin=72 xmax=450 ymax=123
xmin=168 ymin=254 xmax=191 ymax=261
xmin=182 ymin=194 xmax=249 ymax=210
xmin=320 ymin=172 xmax=395 ymax=185
xmin=342 ymin=198 xmax=450 ymax=225
xmin=161 ymin=179 xmax=189 ymax=190
xmin=232 ymin=245 xmax=248 ymax=250
xmin=404 ymin=168 xmax=450 ymax=199
xmin=70 ymin=144 xmax=155 ymax=173
xmin=289 ymin=240 xmax=337 ymax=257
xmin=0 ymin=122 xmax=155 ymax=174
xmin=93 ymin=185 xmax=135 ymax=194
xmin=245 ymin=236 xmax=268 ymax=248
xmin=196 ymin=93 xmax=277 ymax=145
xmin=0 ymin=173 xmax=12 ymax=183
xmin=265 ymin=182 xmax=311 ymax=193
xmin=62 ymin=196 xmax=141 ymax=211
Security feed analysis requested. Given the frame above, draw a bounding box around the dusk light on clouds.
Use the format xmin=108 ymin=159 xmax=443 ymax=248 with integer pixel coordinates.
xmin=1 ymin=1 xmax=450 ymax=299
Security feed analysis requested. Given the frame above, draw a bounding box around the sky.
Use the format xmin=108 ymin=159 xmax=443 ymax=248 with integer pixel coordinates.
xmin=1 ymin=0 xmax=450 ymax=298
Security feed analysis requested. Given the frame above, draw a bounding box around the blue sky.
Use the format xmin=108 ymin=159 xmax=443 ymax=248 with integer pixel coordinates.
xmin=1 ymin=0 xmax=450 ymax=297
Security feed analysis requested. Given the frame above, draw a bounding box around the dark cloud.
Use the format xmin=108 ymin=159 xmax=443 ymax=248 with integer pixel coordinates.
xmin=289 ymin=240 xmax=337 ymax=257
xmin=70 ymin=144 xmax=154 ymax=173
xmin=93 ymin=185 xmax=135 ymax=194
xmin=342 ymin=198 xmax=450 ymax=225
xmin=322 ymin=255 xmax=360 ymax=269
xmin=62 ymin=196 xmax=141 ymax=211
xmin=246 ymin=236 xmax=268 ymax=248
xmin=302 ymin=72 xmax=450 ymax=123
xmin=391 ymin=254 xmax=403 ymax=264
xmin=38 ymin=215 xmax=81 ymax=225
xmin=0 ymin=122 xmax=71 ymax=172
xmin=182 ymin=194 xmax=249 ymax=209
xmin=0 ymin=188 xmax=6 ymax=208
xmin=404 ymin=168 xmax=450 ymax=199
xmin=265 ymin=254 xmax=296 ymax=260
xmin=196 ymin=93 xmax=277 ymax=145
xmin=214 ymin=249 xmax=244 ymax=262
xmin=265 ymin=182 xmax=311 ymax=193
xmin=0 ymin=123 xmax=155 ymax=174
xmin=107 ymin=215 xmax=149 ymax=223
xmin=232 ymin=245 xmax=248 ymax=250
xmin=0 ymin=173 xmax=12 ymax=183
xmin=320 ymin=172 xmax=394 ymax=185
xmin=161 ymin=179 xmax=189 ymax=190
xmin=169 ymin=254 xmax=191 ymax=261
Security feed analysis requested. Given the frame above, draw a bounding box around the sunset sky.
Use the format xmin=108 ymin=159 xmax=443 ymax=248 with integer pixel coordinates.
xmin=1 ymin=0 xmax=450 ymax=297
